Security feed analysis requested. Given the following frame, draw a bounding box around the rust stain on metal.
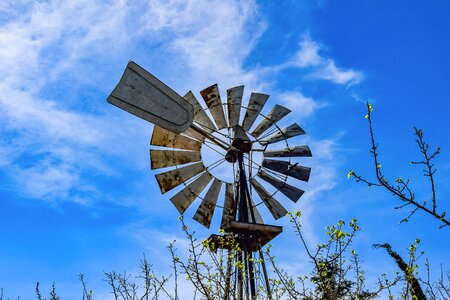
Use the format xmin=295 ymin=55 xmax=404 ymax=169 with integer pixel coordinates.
xmin=155 ymin=161 xmax=205 ymax=194
xmin=183 ymin=91 xmax=217 ymax=132
xmin=261 ymin=123 xmax=306 ymax=145
xmin=181 ymin=127 xmax=205 ymax=141
xmin=193 ymin=179 xmax=222 ymax=228
xmin=263 ymin=145 xmax=312 ymax=158
xmin=251 ymin=104 xmax=291 ymax=138
xmin=250 ymin=178 xmax=287 ymax=220
xmin=151 ymin=126 xmax=202 ymax=151
xmin=170 ymin=171 xmax=212 ymax=214
xmin=241 ymin=93 xmax=269 ymax=132
xmin=200 ymin=84 xmax=227 ymax=129
xmin=200 ymin=85 xmax=217 ymax=107
xmin=220 ymin=183 xmax=235 ymax=230
xmin=262 ymin=159 xmax=311 ymax=182
xmin=150 ymin=150 xmax=201 ymax=169
xmin=257 ymin=170 xmax=304 ymax=203
xmin=227 ymin=86 xmax=244 ymax=128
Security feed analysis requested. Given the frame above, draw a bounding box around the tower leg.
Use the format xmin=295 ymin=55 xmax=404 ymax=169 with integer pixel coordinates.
xmin=237 ymin=251 xmax=244 ymax=300
xmin=247 ymin=251 xmax=257 ymax=300
xmin=259 ymin=249 xmax=272 ymax=299
xmin=224 ymin=248 xmax=233 ymax=300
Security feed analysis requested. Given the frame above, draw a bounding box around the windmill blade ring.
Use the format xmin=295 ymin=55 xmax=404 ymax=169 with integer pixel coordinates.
xmin=107 ymin=63 xmax=313 ymax=237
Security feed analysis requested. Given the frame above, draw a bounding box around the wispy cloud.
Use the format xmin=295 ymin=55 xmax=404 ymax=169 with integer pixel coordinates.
xmin=311 ymin=60 xmax=363 ymax=86
xmin=278 ymin=91 xmax=326 ymax=119
xmin=0 ymin=0 xmax=353 ymax=219
xmin=289 ymin=35 xmax=323 ymax=68
xmin=140 ymin=0 xmax=267 ymax=92
xmin=0 ymin=1 xmax=143 ymax=201
xmin=286 ymin=34 xmax=363 ymax=86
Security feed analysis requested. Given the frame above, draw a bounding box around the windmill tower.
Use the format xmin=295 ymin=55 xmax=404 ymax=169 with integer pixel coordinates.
xmin=107 ymin=61 xmax=312 ymax=299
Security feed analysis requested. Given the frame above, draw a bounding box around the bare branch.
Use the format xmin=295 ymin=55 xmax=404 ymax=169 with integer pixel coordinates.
xmin=349 ymin=103 xmax=450 ymax=228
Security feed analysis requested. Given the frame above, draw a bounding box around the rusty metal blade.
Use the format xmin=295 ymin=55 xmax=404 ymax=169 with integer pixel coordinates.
xmin=193 ymin=179 xmax=222 ymax=228
xmin=263 ymin=145 xmax=312 ymax=158
xmin=107 ymin=61 xmax=193 ymax=134
xmin=150 ymin=150 xmax=201 ymax=170
xmin=262 ymin=159 xmax=311 ymax=182
xmin=170 ymin=172 xmax=212 ymax=214
xmin=260 ymin=123 xmax=305 ymax=145
xmin=221 ymin=183 xmax=235 ymax=229
xmin=181 ymin=127 xmax=205 ymax=141
xmin=155 ymin=161 xmax=205 ymax=194
xmin=250 ymin=179 xmax=288 ymax=220
xmin=183 ymin=91 xmax=217 ymax=132
xmin=200 ymin=84 xmax=227 ymax=129
xmin=241 ymin=93 xmax=269 ymax=131
xmin=227 ymin=86 xmax=244 ymax=128
xmin=251 ymin=105 xmax=291 ymax=138
xmin=151 ymin=126 xmax=202 ymax=151
xmin=257 ymin=170 xmax=304 ymax=202
xmin=248 ymin=198 xmax=264 ymax=224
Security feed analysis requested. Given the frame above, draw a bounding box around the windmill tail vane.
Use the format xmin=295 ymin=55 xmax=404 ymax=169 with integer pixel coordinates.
xmin=107 ymin=61 xmax=312 ymax=299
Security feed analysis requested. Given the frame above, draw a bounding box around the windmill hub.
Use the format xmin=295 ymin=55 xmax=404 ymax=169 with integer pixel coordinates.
xmin=225 ymin=138 xmax=252 ymax=163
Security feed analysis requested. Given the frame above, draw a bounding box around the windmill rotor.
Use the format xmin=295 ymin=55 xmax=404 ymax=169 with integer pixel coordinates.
xmin=147 ymin=86 xmax=312 ymax=229
xmin=107 ymin=61 xmax=313 ymax=299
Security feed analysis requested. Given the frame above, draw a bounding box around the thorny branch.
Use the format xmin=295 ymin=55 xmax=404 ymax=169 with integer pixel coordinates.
xmin=349 ymin=103 xmax=449 ymax=228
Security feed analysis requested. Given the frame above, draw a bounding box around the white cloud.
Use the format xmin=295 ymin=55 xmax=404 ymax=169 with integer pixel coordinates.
xmin=278 ymin=91 xmax=325 ymax=119
xmin=0 ymin=0 xmax=144 ymax=201
xmin=0 ymin=0 xmax=268 ymax=201
xmin=285 ymin=34 xmax=363 ymax=86
xmin=0 ymin=0 xmax=351 ymax=220
xmin=311 ymin=59 xmax=363 ymax=86
xmin=290 ymin=34 xmax=322 ymax=68
xmin=140 ymin=0 xmax=266 ymax=92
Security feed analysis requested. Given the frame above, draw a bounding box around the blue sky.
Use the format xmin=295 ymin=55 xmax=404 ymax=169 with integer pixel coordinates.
xmin=1 ymin=1 xmax=450 ymax=299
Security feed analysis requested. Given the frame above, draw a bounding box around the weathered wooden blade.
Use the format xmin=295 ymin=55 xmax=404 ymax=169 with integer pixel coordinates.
xmin=151 ymin=126 xmax=202 ymax=151
xmin=183 ymin=91 xmax=217 ymax=133
xmin=200 ymin=84 xmax=227 ymax=129
xmin=263 ymin=145 xmax=312 ymax=158
xmin=193 ymin=179 xmax=222 ymax=228
xmin=262 ymin=159 xmax=311 ymax=182
xmin=155 ymin=161 xmax=205 ymax=194
xmin=248 ymin=199 xmax=264 ymax=224
xmin=257 ymin=170 xmax=304 ymax=202
xmin=170 ymin=172 xmax=212 ymax=214
xmin=241 ymin=93 xmax=269 ymax=131
xmin=250 ymin=179 xmax=288 ymax=220
xmin=251 ymin=105 xmax=291 ymax=138
xmin=260 ymin=123 xmax=306 ymax=145
xmin=107 ymin=61 xmax=193 ymax=134
xmin=221 ymin=183 xmax=235 ymax=229
xmin=150 ymin=150 xmax=201 ymax=170
xmin=227 ymin=86 xmax=244 ymax=128
xmin=181 ymin=127 xmax=205 ymax=141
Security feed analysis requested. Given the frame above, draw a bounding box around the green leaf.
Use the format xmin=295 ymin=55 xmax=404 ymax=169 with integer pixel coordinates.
xmin=347 ymin=170 xmax=354 ymax=179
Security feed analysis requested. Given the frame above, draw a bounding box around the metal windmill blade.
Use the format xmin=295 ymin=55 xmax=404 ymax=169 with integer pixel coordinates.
xmin=251 ymin=104 xmax=291 ymax=138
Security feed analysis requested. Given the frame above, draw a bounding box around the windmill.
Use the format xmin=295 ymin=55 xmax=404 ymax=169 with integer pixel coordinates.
xmin=107 ymin=61 xmax=312 ymax=299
